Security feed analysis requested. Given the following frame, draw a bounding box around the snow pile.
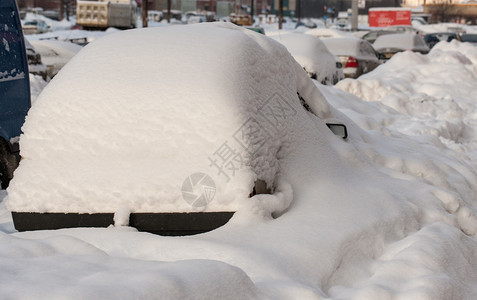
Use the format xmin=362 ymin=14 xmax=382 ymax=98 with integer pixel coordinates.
xmin=336 ymin=40 xmax=477 ymax=147
xmin=1 ymin=24 xmax=477 ymax=299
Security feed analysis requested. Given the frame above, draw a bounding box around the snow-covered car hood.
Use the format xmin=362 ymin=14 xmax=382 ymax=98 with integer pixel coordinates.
xmin=6 ymin=22 xmax=342 ymax=214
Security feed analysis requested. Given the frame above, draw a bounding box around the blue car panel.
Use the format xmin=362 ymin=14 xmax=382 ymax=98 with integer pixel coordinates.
xmin=0 ymin=0 xmax=31 ymax=146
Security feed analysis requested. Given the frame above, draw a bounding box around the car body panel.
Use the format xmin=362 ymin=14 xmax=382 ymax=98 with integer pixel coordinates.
xmin=0 ymin=0 xmax=31 ymax=145
xmin=424 ymin=32 xmax=461 ymax=49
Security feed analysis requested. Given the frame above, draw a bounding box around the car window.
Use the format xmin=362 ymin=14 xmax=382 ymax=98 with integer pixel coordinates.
xmin=364 ymin=32 xmax=377 ymax=40
xmin=462 ymin=35 xmax=477 ymax=42
xmin=414 ymin=35 xmax=427 ymax=48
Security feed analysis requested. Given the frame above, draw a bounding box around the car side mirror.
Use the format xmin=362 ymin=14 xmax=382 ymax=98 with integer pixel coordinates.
xmin=326 ymin=123 xmax=348 ymax=139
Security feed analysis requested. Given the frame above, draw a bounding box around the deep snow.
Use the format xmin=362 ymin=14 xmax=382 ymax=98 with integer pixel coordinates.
xmin=1 ymin=20 xmax=477 ymax=299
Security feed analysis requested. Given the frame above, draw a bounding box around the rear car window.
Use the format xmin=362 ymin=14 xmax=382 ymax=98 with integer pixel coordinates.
xmin=359 ymin=41 xmax=377 ymax=59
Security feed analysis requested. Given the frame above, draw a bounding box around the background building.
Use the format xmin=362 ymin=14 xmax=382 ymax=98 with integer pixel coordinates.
xmin=15 ymin=0 xmax=477 ymax=24
xmin=17 ymin=0 xmax=76 ymax=19
xmin=271 ymin=0 xmax=402 ymax=18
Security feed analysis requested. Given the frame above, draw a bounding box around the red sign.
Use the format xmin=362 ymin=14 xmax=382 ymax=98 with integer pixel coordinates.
xmin=369 ymin=9 xmax=411 ymax=27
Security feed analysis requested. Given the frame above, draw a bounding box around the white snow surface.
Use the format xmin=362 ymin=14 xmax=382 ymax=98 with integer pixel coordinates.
xmin=0 ymin=22 xmax=477 ymax=299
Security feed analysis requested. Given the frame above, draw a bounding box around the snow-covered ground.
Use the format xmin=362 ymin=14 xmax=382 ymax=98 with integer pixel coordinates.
xmin=1 ymin=19 xmax=477 ymax=299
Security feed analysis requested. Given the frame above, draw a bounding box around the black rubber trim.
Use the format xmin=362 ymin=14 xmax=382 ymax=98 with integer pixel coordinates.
xmin=11 ymin=212 xmax=235 ymax=236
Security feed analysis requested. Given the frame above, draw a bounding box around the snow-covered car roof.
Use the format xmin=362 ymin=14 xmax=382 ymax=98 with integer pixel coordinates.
xmin=268 ymin=33 xmax=343 ymax=85
xmin=6 ymin=23 xmax=342 ymax=215
xmin=373 ymin=33 xmax=430 ymax=54
xmin=305 ymin=28 xmax=352 ymax=39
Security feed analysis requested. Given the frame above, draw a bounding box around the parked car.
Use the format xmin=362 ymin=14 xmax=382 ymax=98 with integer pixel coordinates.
xmin=30 ymin=39 xmax=83 ymax=78
xmin=0 ymin=0 xmax=31 ymax=189
xmin=7 ymin=23 xmax=349 ymax=234
xmin=460 ymin=34 xmax=477 ymax=46
xmin=295 ymin=19 xmax=318 ymax=29
xmin=305 ymin=28 xmax=352 ymax=39
xmin=373 ymin=33 xmax=429 ymax=60
xmin=187 ymin=14 xmax=207 ymax=24
xmin=269 ymin=33 xmax=344 ymax=85
xmin=24 ymin=38 xmax=48 ymax=79
xmin=22 ymin=19 xmax=50 ymax=35
xmin=384 ymin=25 xmax=422 ymax=36
xmin=362 ymin=30 xmax=398 ymax=44
xmin=423 ymin=32 xmax=461 ymax=49
xmin=321 ymin=37 xmax=381 ymax=78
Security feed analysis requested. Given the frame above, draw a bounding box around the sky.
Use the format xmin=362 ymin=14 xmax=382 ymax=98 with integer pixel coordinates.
xmin=1 ymin=19 xmax=477 ymax=299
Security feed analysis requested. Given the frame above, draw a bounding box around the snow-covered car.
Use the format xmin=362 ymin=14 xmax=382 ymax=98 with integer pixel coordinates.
xmin=269 ymin=33 xmax=344 ymax=85
xmin=22 ymin=19 xmax=50 ymax=35
xmin=361 ymin=30 xmax=398 ymax=44
xmin=7 ymin=23 xmax=348 ymax=235
xmin=305 ymin=28 xmax=352 ymax=39
xmin=30 ymin=40 xmax=83 ymax=78
xmin=373 ymin=33 xmax=430 ymax=60
xmin=24 ymin=38 xmax=47 ymax=80
xmin=321 ymin=37 xmax=381 ymax=79
xmin=384 ymin=25 xmax=422 ymax=35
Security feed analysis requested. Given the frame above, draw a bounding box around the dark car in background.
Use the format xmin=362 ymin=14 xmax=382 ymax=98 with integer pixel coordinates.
xmin=461 ymin=34 xmax=477 ymax=46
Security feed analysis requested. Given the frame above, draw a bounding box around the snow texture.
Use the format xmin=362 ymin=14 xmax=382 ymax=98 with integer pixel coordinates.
xmin=1 ymin=21 xmax=477 ymax=299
